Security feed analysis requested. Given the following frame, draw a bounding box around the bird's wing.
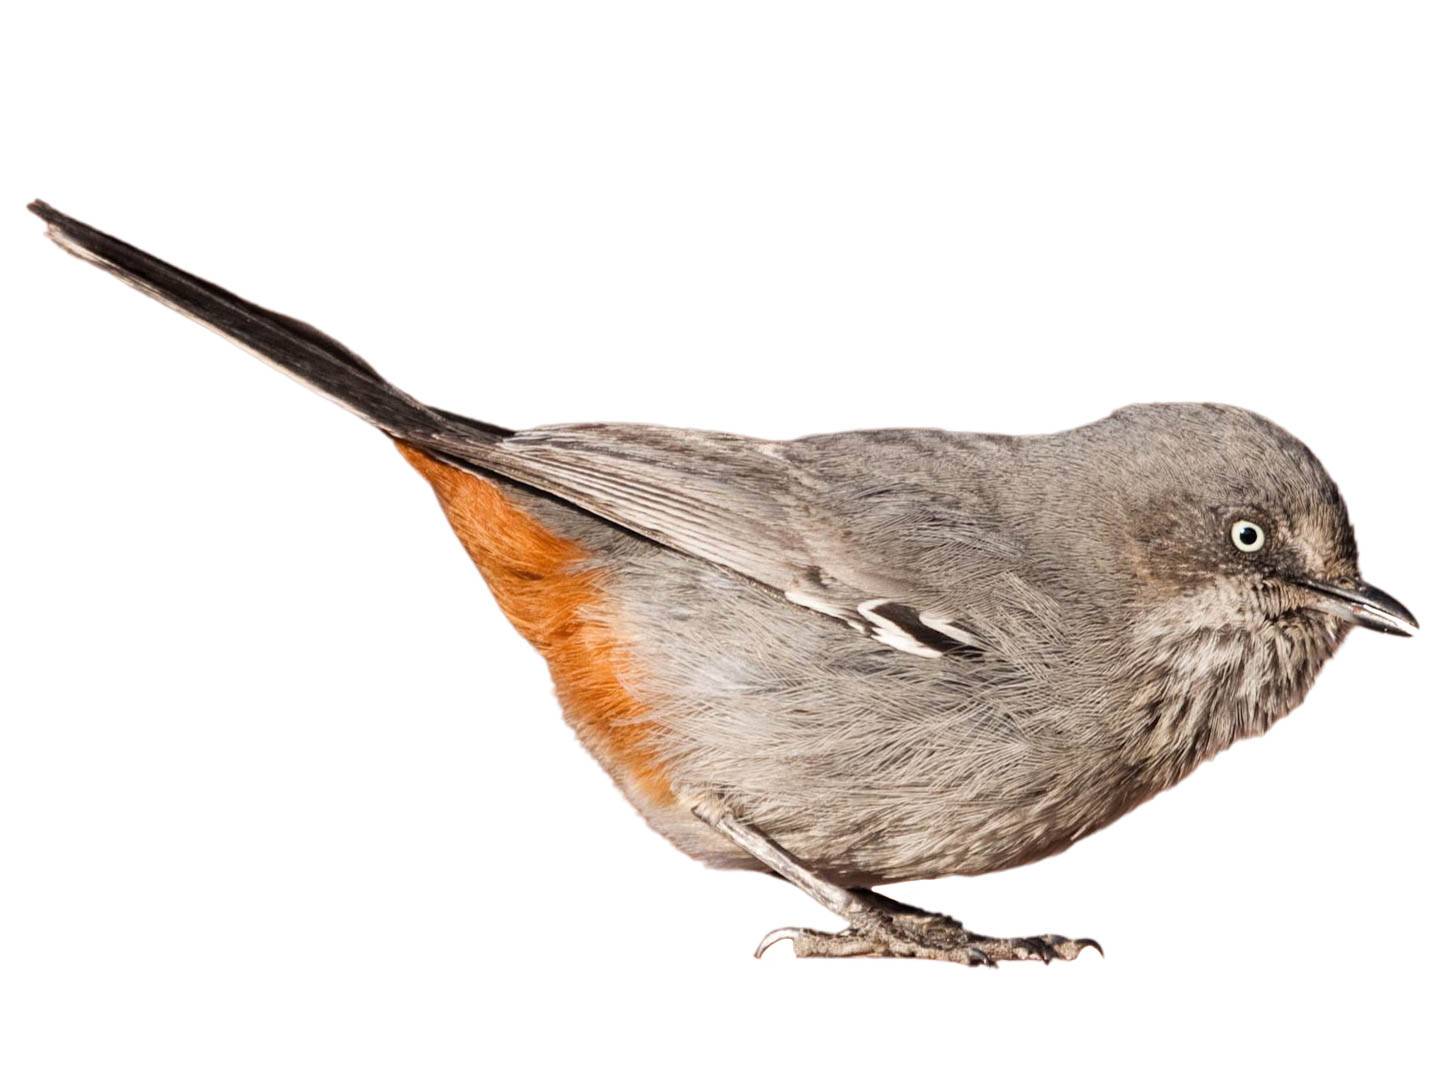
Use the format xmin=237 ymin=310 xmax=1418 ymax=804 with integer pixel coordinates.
xmin=428 ymin=422 xmax=989 ymax=658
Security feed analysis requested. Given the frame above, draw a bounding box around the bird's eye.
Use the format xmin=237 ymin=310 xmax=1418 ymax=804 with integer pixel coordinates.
xmin=1231 ymin=520 xmax=1265 ymax=553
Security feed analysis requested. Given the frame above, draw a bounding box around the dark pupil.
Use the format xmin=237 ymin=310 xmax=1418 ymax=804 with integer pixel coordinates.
xmin=1238 ymin=525 xmax=1258 ymax=546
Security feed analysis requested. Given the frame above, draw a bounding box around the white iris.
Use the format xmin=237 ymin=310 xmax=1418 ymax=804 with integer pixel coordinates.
xmin=1231 ymin=520 xmax=1265 ymax=552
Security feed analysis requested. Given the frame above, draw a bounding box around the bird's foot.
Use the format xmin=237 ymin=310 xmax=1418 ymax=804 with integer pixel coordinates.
xmin=754 ymin=896 xmax=1102 ymax=966
xmin=682 ymin=798 xmax=1100 ymax=968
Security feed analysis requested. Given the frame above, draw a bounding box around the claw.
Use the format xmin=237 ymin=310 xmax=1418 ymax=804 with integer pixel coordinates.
xmin=1077 ymin=938 xmax=1104 ymax=959
xmin=964 ymin=945 xmax=997 ymax=968
xmin=754 ymin=927 xmax=802 ymax=959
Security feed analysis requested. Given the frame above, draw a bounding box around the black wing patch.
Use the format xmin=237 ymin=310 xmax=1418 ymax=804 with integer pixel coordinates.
xmin=856 ymin=599 xmax=984 ymax=660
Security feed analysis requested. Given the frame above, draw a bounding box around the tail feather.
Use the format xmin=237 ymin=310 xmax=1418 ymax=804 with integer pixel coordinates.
xmin=28 ymin=200 xmax=512 ymax=443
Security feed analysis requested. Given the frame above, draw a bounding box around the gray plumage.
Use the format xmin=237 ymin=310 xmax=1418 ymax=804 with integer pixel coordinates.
xmin=32 ymin=200 xmax=1416 ymax=964
xmin=496 ymin=408 xmax=1357 ymax=883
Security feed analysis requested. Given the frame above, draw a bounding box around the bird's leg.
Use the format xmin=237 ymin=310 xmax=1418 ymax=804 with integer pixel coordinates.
xmin=685 ymin=792 xmax=1102 ymax=966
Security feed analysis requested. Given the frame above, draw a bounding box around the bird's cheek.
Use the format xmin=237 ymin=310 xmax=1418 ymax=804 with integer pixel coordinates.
xmin=1131 ymin=579 xmax=1255 ymax=641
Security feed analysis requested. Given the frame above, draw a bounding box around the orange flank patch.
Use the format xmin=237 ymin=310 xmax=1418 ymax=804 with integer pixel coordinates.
xmin=396 ymin=442 xmax=671 ymax=802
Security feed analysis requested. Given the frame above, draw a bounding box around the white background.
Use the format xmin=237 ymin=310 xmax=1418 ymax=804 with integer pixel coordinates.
xmin=2 ymin=3 xmax=1440 ymax=1081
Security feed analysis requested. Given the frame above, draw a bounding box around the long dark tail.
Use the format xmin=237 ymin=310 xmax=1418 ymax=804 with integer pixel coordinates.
xmin=28 ymin=201 xmax=512 ymax=443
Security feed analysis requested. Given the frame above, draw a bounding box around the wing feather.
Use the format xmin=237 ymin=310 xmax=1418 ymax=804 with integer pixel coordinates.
xmin=423 ymin=422 xmax=988 ymax=659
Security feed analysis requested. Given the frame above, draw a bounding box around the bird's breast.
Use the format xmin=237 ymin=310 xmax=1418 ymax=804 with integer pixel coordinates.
xmin=1123 ymin=610 xmax=1344 ymax=789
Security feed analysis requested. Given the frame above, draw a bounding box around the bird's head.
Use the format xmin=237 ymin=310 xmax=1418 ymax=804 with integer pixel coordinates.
xmin=1093 ymin=403 xmax=1416 ymax=642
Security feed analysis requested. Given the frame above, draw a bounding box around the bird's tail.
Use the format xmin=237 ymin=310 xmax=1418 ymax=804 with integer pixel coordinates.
xmin=27 ymin=200 xmax=511 ymax=445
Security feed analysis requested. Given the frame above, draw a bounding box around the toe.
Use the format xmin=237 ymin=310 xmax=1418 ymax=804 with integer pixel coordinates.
xmin=1016 ymin=936 xmax=1060 ymax=963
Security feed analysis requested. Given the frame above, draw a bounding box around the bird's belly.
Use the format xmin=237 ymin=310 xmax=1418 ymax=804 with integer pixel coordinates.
xmin=402 ymin=444 xmax=1127 ymax=884
xmin=596 ymin=536 xmax=1131 ymax=883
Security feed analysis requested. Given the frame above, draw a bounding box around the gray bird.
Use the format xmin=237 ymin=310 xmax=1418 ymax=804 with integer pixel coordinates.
xmin=31 ymin=201 xmax=1418 ymax=966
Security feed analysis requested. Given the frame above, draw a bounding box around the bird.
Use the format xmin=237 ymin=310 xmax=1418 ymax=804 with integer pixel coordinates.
xmin=29 ymin=200 xmax=1418 ymax=967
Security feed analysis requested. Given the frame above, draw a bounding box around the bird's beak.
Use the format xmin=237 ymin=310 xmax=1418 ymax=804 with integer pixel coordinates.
xmin=1292 ymin=577 xmax=1419 ymax=637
